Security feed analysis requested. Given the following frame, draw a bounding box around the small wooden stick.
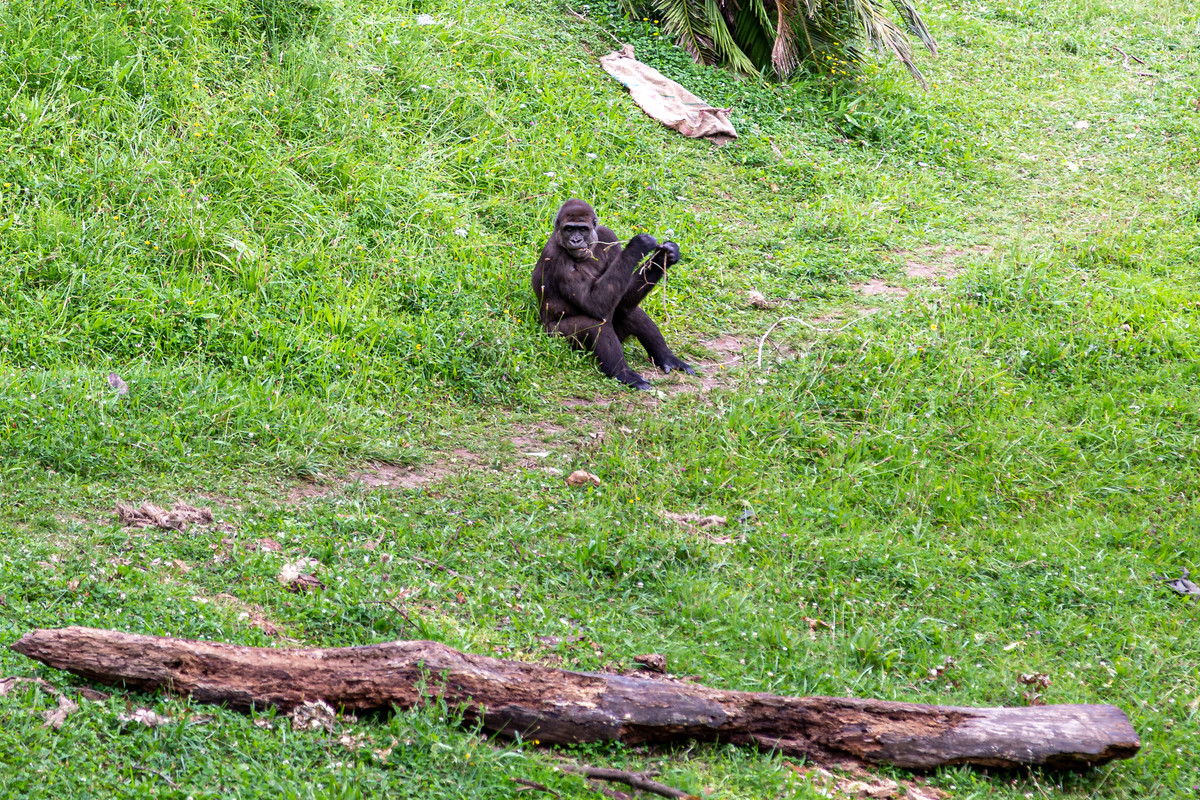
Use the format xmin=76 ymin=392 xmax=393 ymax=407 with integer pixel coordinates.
xmin=560 ymin=764 xmax=699 ymax=800
xmin=756 ymin=316 xmax=808 ymax=367
xmin=511 ymin=777 xmax=561 ymax=797
xmin=565 ymin=6 xmax=625 ymax=47
xmin=1111 ymin=45 xmax=1146 ymax=66
xmin=409 ymin=555 xmax=475 ymax=583
xmin=130 ymin=765 xmax=178 ymax=789
xmin=587 ymin=781 xmax=634 ymax=800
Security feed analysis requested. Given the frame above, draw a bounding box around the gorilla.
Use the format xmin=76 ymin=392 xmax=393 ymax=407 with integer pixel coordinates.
xmin=532 ymin=199 xmax=694 ymax=390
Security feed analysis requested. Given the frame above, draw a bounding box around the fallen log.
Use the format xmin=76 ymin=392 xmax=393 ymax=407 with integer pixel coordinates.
xmin=11 ymin=627 xmax=1138 ymax=770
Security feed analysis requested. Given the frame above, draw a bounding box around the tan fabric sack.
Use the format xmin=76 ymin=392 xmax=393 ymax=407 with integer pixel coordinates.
xmin=600 ymin=45 xmax=738 ymax=144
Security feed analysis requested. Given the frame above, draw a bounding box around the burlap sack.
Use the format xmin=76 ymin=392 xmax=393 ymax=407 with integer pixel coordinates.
xmin=600 ymin=45 xmax=738 ymax=144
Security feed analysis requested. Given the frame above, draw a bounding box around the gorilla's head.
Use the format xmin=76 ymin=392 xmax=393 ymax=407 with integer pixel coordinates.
xmin=554 ymin=198 xmax=598 ymax=260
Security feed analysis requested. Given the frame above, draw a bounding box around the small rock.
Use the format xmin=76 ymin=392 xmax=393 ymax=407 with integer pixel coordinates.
xmin=634 ymin=653 xmax=667 ymax=673
xmin=747 ymin=290 xmax=775 ymax=309
xmin=566 ymin=470 xmax=602 ymax=488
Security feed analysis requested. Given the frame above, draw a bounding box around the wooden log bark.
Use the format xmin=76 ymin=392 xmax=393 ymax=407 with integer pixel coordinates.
xmin=11 ymin=627 xmax=1139 ymax=770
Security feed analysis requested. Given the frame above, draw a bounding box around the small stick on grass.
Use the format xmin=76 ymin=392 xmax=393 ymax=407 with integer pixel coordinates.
xmin=409 ymin=555 xmax=475 ymax=583
xmin=565 ymin=7 xmax=625 ymax=47
xmin=559 ymin=764 xmax=699 ymax=800
xmin=1111 ymin=45 xmax=1146 ymax=66
xmin=511 ymin=777 xmax=561 ymax=797
xmin=586 ymin=782 xmax=634 ymax=800
xmin=756 ymin=316 xmax=808 ymax=367
xmin=130 ymin=765 xmax=178 ymax=789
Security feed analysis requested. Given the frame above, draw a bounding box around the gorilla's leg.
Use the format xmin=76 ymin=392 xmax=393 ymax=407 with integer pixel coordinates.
xmin=552 ymin=315 xmax=652 ymax=390
xmin=613 ymin=307 xmax=695 ymax=375
xmin=612 ymin=243 xmax=693 ymax=375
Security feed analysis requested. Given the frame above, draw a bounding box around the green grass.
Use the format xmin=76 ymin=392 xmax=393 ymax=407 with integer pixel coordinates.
xmin=2 ymin=0 xmax=1199 ymax=797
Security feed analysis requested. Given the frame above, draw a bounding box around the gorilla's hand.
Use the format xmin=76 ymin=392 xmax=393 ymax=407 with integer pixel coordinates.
xmin=655 ymin=353 xmax=696 ymax=376
xmin=658 ymin=241 xmax=681 ymax=266
xmin=618 ymin=370 xmax=653 ymax=391
xmin=626 ymin=233 xmax=660 ymax=259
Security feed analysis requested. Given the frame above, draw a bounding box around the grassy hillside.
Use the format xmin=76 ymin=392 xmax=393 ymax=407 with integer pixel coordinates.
xmin=1 ymin=0 xmax=1199 ymax=797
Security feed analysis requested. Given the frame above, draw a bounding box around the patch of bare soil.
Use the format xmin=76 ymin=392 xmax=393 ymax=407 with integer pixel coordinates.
xmin=855 ymin=244 xmax=992 ymax=300
xmin=856 ymin=278 xmax=910 ymax=299
xmin=508 ymin=423 xmax=568 ymax=451
xmin=285 ymin=462 xmax=454 ymax=503
xmin=900 ymin=243 xmax=993 ymax=284
xmin=656 ymin=334 xmax=748 ymax=395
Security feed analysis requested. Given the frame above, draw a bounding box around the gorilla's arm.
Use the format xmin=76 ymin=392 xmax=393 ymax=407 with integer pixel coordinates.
xmin=550 ymin=234 xmax=660 ymax=321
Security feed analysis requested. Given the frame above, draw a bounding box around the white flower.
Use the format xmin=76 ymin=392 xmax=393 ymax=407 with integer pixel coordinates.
xmin=454 ymin=228 xmax=468 ymax=237
xmin=543 ymin=171 xmax=556 ymax=177
xmin=416 ymin=14 xmax=436 ymax=25
xmin=585 ymin=153 xmax=597 ymax=159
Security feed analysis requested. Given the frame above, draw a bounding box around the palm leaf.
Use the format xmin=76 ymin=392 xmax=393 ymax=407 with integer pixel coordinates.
xmin=727 ymin=0 xmax=776 ymax=70
xmin=889 ymin=0 xmax=937 ymax=56
xmin=655 ymin=0 xmax=718 ymax=64
xmin=704 ymin=0 xmax=760 ymax=73
xmin=770 ymin=0 xmax=801 ymax=75
xmin=848 ymin=0 xmax=929 ymax=87
xmin=618 ymin=0 xmax=937 ymax=86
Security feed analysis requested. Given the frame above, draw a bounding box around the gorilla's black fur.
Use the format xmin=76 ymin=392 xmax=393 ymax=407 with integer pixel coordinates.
xmin=532 ymin=199 xmax=693 ymax=390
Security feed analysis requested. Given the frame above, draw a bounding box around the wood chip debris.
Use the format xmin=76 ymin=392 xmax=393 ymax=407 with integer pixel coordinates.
xmin=1157 ymin=569 xmax=1200 ymax=601
xmin=786 ymin=763 xmax=947 ymax=799
xmin=289 ymin=699 xmax=337 ymax=732
xmin=747 ymin=290 xmax=776 ymax=309
xmin=663 ymin=512 xmax=735 ymax=543
xmin=118 ymin=708 xmax=173 ymax=727
xmin=0 ymin=676 xmax=79 ymax=729
xmin=116 ymin=502 xmax=214 ymax=531
xmin=279 ymin=559 xmax=325 ymax=593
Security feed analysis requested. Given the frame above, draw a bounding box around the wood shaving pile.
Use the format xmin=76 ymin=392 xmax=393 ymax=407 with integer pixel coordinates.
xmin=116 ymin=502 xmax=214 ymax=531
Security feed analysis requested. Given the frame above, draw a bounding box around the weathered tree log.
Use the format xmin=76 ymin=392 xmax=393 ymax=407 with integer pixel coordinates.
xmin=11 ymin=627 xmax=1138 ymax=770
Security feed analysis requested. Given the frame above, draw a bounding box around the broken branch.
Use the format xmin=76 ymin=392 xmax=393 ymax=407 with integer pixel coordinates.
xmin=11 ymin=627 xmax=1140 ymax=770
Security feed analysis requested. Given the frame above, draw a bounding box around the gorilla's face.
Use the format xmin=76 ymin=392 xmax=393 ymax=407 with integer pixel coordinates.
xmin=555 ymin=199 xmax=598 ymax=260
xmin=559 ymin=221 xmax=595 ymax=258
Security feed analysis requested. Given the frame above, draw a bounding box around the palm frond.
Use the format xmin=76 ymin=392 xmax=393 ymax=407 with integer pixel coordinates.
xmin=654 ymin=0 xmax=718 ymax=64
xmin=849 ymin=1 xmax=928 ymax=87
xmin=703 ymin=0 xmax=760 ymax=73
xmin=726 ymin=0 xmax=776 ymax=69
xmin=617 ymin=0 xmax=937 ymax=86
xmin=747 ymin=0 xmax=774 ymax=31
xmin=889 ymin=0 xmax=937 ymax=56
xmin=770 ymin=0 xmax=801 ymax=76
